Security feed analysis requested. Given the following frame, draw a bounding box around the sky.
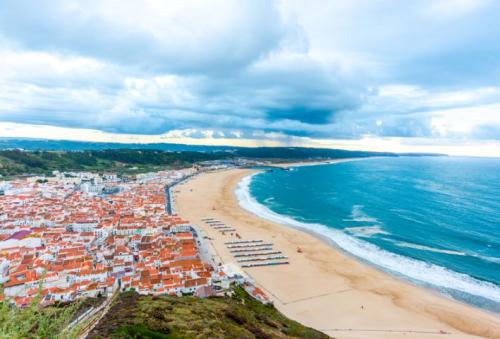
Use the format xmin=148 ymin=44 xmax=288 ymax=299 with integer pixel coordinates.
xmin=0 ymin=0 xmax=499 ymax=156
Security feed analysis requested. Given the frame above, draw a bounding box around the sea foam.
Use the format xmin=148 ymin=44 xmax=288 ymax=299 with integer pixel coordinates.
xmin=236 ymin=173 xmax=500 ymax=305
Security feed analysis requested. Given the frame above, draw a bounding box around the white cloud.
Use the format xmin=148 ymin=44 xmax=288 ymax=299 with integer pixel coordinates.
xmin=2 ymin=121 xmax=499 ymax=157
xmin=430 ymin=103 xmax=500 ymax=137
xmin=0 ymin=0 xmax=499 ymax=156
xmin=0 ymin=50 xmax=104 ymax=81
xmin=426 ymin=0 xmax=491 ymax=19
xmin=0 ymin=0 xmax=288 ymax=73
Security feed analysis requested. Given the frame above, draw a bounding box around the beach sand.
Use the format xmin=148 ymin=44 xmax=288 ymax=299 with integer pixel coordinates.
xmin=174 ymin=167 xmax=500 ymax=338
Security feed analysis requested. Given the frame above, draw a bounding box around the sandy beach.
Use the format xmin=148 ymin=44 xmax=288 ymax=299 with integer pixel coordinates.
xmin=174 ymin=167 xmax=500 ymax=339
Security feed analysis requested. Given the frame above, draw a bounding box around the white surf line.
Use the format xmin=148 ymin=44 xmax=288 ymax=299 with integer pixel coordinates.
xmin=236 ymin=167 xmax=500 ymax=305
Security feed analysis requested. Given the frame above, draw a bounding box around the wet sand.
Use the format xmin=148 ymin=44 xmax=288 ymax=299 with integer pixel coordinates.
xmin=174 ymin=168 xmax=500 ymax=339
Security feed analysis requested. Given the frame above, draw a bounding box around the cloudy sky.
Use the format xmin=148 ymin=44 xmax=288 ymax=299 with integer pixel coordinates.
xmin=0 ymin=0 xmax=499 ymax=156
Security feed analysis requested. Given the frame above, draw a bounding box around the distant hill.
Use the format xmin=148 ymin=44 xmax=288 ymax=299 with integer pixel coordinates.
xmin=0 ymin=138 xmax=395 ymax=158
xmin=0 ymin=138 xmax=446 ymax=178
xmin=0 ymin=149 xmax=230 ymax=177
xmin=0 ymin=138 xmax=234 ymax=152
xmin=0 ymin=147 xmax=385 ymax=178
xmin=88 ymin=287 xmax=329 ymax=339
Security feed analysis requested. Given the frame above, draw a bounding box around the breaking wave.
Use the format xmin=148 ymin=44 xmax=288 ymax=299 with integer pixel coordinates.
xmin=236 ymin=173 xmax=500 ymax=307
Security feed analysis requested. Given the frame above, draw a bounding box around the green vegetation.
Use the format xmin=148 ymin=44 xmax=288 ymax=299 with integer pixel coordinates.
xmin=0 ymin=291 xmax=80 ymax=339
xmin=0 ymin=149 xmax=230 ymax=178
xmin=0 ymin=146 xmax=402 ymax=179
xmin=89 ymin=286 xmax=330 ymax=339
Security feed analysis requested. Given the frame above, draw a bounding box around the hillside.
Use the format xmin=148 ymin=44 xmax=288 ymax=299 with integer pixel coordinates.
xmin=0 ymin=149 xmax=229 ymax=177
xmin=88 ymin=287 xmax=330 ymax=339
xmin=0 ymin=145 xmax=400 ymax=178
xmin=0 ymin=138 xmax=234 ymax=152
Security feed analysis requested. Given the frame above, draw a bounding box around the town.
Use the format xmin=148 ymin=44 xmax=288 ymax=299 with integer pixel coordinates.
xmin=0 ymin=166 xmax=269 ymax=308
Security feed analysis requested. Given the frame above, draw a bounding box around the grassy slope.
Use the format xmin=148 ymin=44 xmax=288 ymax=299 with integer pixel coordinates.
xmin=0 ymin=147 xmax=397 ymax=178
xmin=0 ymin=295 xmax=105 ymax=339
xmin=0 ymin=149 xmax=228 ymax=178
xmin=88 ymin=287 xmax=330 ymax=339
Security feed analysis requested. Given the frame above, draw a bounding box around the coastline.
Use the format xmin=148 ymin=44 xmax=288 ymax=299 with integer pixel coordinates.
xmin=268 ymin=157 xmax=372 ymax=169
xmin=174 ymin=168 xmax=500 ymax=338
xmin=236 ymin=166 xmax=500 ymax=311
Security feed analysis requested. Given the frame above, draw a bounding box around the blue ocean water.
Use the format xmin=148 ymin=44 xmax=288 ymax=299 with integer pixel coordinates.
xmin=238 ymin=156 xmax=500 ymax=312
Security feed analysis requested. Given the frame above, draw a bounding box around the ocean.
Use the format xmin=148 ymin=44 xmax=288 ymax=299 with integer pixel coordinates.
xmin=236 ymin=156 xmax=500 ymax=313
